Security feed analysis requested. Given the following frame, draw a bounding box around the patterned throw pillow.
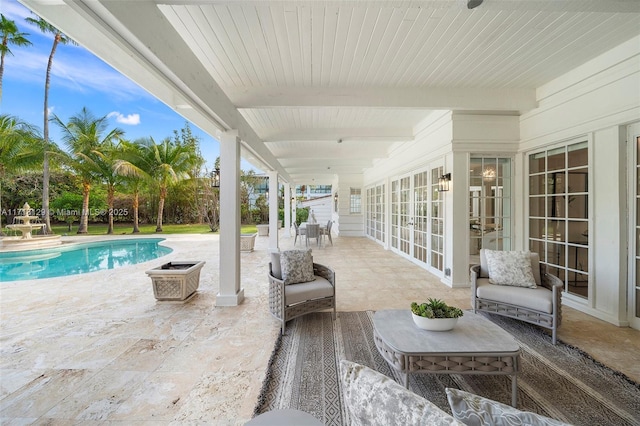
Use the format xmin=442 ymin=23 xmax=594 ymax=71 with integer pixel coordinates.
xmin=280 ymin=249 xmax=315 ymax=285
xmin=446 ymin=388 xmax=571 ymax=426
xmin=484 ymin=249 xmax=537 ymax=288
xmin=340 ymin=360 xmax=463 ymax=426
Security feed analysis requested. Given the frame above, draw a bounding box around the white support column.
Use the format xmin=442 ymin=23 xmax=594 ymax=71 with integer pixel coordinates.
xmin=292 ymin=183 xmax=297 ymax=232
xmin=217 ymin=130 xmax=244 ymax=306
xmin=284 ymin=182 xmax=292 ymax=237
xmin=268 ymin=170 xmax=279 ymax=251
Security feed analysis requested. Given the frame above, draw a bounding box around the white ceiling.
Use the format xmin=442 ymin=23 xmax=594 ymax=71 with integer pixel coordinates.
xmin=21 ymin=0 xmax=640 ymax=184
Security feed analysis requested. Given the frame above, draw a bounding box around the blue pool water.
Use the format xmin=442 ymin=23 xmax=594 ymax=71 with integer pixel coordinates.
xmin=0 ymin=238 xmax=173 ymax=282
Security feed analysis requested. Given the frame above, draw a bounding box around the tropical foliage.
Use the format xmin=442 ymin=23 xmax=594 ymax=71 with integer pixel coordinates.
xmin=2 ymin=16 xmax=271 ymax=236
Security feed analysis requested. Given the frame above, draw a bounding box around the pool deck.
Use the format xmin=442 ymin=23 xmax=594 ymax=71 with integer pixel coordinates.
xmin=1 ymin=232 xmax=638 ymax=424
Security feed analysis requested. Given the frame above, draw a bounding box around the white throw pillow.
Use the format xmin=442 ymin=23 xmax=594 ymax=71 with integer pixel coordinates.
xmin=279 ymin=249 xmax=315 ymax=285
xmin=484 ymin=249 xmax=537 ymax=288
xmin=446 ymin=388 xmax=572 ymax=426
xmin=340 ymin=360 xmax=463 ymax=426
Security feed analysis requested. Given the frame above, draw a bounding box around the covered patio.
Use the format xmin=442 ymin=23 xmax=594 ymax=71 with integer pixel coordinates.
xmin=1 ymin=233 xmax=638 ymax=423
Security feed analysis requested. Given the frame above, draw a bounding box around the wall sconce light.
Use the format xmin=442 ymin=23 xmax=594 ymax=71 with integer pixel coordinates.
xmin=211 ymin=167 xmax=220 ymax=188
xmin=438 ymin=173 xmax=451 ymax=192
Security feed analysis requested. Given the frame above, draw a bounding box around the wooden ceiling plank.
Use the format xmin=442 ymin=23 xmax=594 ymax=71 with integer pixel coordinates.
xmin=215 ymin=5 xmax=262 ymax=86
xmin=299 ymin=6 xmax=313 ymax=86
xmin=283 ymin=6 xmax=304 ymax=86
xmin=241 ymin=6 xmax=277 ymax=85
xmin=454 ymin=10 xmax=546 ymax=87
xmin=230 ymin=5 xmax=271 ymax=86
xmin=310 ymin=6 xmax=326 ymax=86
xmin=427 ymin=10 xmax=497 ymax=87
xmin=399 ymin=9 xmax=448 ymax=86
xmin=485 ymin=11 xmax=586 ymax=87
xmin=370 ymin=7 xmax=419 ymax=86
xmin=319 ymin=6 xmax=338 ymax=86
xmin=413 ymin=9 xmax=470 ymax=86
xmin=328 ymin=6 xmax=351 ymax=85
xmin=363 ymin=7 xmax=406 ymax=85
xmin=177 ymin=5 xmax=238 ymax=87
xmin=270 ymin=5 xmax=296 ymax=85
xmin=254 ymin=5 xmax=287 ymax=86
xmin=336 ymin=7 xmax=367 ymax=86
xmin=345 ymin=7 xmax=380 ymax=86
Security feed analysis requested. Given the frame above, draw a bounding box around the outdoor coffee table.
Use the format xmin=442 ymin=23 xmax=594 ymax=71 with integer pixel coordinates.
xmin=373 ymin=310 xmax=521 ymax=406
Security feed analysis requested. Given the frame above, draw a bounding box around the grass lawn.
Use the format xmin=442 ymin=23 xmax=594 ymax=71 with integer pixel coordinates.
xmin=50 ymin=223 xmax=258 ymax=236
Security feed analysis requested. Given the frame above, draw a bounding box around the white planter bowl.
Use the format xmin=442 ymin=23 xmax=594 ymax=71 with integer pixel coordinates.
xmin=411 ymin=313 xmax=458 ymax=331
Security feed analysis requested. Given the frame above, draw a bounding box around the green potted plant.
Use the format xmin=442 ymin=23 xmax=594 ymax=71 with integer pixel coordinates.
xmin=410 ymin=298 xmax=464 ymax=331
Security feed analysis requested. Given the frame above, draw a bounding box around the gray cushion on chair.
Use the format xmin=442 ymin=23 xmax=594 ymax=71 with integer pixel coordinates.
xmin=480 ymin=250 xmax=541 ymax=286
xmin=270 ymin=252 xmax=282 ymax=280
xmin=285 ymin=275 xmax=333 ymax=305
xmin=280 ymin=249 xmax=315 ymax=285
xmin=476 ymin=278 xmax=553 ymax=313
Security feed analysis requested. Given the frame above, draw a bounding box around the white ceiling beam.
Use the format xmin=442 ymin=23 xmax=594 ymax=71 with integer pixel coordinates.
xmin=257 ymin=127 xmax=414 ymax=142
xmin=227 ymin=87 xmax=537 ymax=112
xmin=155 ymin=1 xmax=640 ymax=14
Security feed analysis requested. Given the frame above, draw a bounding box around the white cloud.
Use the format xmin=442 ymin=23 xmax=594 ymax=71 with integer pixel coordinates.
xmin=108 ymin=112 xmax=141 ymax=125
xmin=4 ymin=45 xmax=150 ymax=102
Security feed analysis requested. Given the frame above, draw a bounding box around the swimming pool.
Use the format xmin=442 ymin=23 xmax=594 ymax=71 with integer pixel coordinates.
xmin=0 ymin=238 xmax=173 ymax=282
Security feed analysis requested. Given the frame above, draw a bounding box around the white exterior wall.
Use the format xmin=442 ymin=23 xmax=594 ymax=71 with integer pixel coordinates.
xmin=299 ymin=195 xmax=332 ymax=227
xmin=334 ymin=174 xmax=364 ymax=236
xmin=358 ymin=36 xmax=640 ymax=327
xmin=519 ymin=35 xmax=640 ymax=326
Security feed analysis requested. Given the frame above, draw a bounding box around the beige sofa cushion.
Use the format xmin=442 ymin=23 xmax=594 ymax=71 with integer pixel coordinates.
xmin=285 ymin=275 xmax=333 ymax=305
xmin=476 ymin=278 xmax=553 ymax=314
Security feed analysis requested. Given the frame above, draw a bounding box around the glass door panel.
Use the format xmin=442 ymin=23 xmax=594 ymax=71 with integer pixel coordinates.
xmin=469 ymin=157 xmax=512 ymax=264
xmin=413 ymin=171 xmax=428 ymax=264
xmin=430 ymin=167 xmax=444 ymax=272
xmin=528 ymin=141 xmax=589 ymax=299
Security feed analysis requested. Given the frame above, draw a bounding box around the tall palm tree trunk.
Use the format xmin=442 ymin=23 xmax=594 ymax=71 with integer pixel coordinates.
xmin=156 ymin=186 xmax=167 ymax=232
xmin=107 ymin=185 xmax=114 ymax=234
xmin=42 ymin=36 xmax=59 ymax=235
xmin=78 ymin=180 xmax=90 ymax=234
xmin=132 ymin=190 xmax=140 ymax=233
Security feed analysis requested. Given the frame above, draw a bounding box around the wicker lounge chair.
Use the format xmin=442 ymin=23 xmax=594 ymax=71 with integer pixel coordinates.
xmin=268 ymin=250 xmax=336 ymax=335
xmin=471 ymin=249 xmax=563 ymax=344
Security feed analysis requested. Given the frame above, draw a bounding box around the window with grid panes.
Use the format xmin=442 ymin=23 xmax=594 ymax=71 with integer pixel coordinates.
xmin=528 ymin=141 xmax=589 ymax=299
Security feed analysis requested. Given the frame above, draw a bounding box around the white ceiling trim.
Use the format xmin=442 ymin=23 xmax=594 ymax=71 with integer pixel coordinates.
xmin=225 ymin=87 xmax=537 ymax=111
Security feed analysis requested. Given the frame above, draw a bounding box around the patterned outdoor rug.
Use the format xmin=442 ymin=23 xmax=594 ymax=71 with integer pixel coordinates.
xmin=253 ymin=311 xmax=640 ymax=426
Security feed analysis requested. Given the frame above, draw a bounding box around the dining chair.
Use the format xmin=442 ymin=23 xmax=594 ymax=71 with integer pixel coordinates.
xmin=294 ymin=222 xmax=306 ymax=246
xmin=305 ymin=223 xmax=321 ymax=247
xmin=320 ymin=220 xmax=333 ymax=245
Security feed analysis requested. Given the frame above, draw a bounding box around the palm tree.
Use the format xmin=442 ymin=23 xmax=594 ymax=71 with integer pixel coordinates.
xmin=91 ymin=146 xmax=124 ymax=234
xmin=0 ymin=114 xmax=41 ymax=233
xmin=25 ymin=14 xmax=76 ymax=234
xmin=114 ymin=140 xmax=153 ymax=233
xmin=137 ymin=137 xmax=197 ymax=232
xmin=52 ymin=107 xmax=123 ymax=234
xmin=0 ymin=14 xmax=32 ymax=101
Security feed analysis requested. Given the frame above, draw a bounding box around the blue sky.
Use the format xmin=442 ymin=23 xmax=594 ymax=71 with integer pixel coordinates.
xmin=2 ymin=0 xmax=256 ymax=172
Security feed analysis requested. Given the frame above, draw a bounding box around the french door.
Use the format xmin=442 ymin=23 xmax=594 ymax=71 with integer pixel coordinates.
xmin=390 ymin=167 xmax=444 ymax=274
xmin=629 ymin=123 xmax=640 ymax=330
xmin=366 ymin=184 xmax=385 ymax=244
